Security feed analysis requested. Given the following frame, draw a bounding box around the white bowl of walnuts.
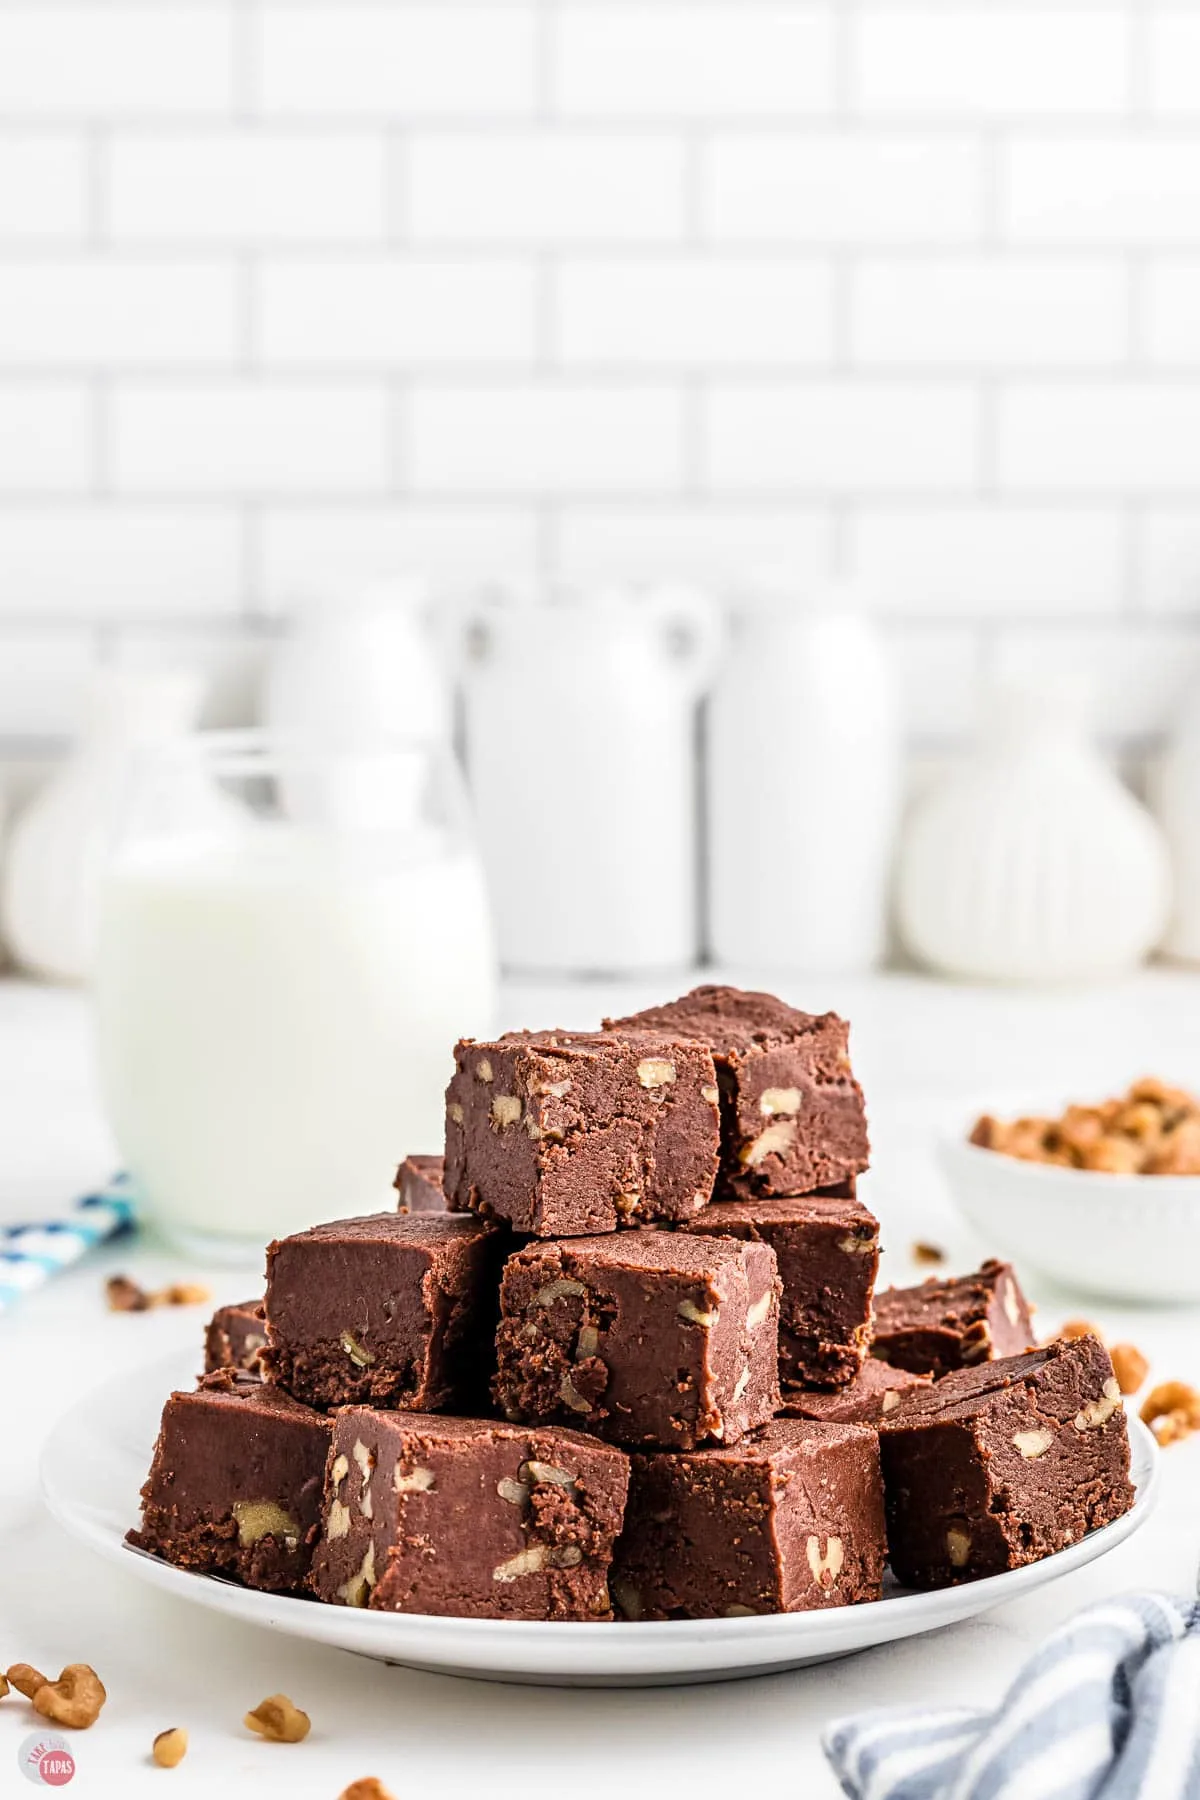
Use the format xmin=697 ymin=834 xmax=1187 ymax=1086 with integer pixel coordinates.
xmin=938 ymin=1079 xmax=1200 ymax=1304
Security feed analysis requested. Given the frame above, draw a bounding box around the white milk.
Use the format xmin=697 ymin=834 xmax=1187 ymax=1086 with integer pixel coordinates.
xmin=95 ymin=828 xmax=495 ymax=1254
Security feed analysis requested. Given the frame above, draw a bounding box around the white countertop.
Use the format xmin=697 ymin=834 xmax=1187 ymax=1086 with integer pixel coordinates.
xmin=2 ymin=969 xmax=1199 ymax=1799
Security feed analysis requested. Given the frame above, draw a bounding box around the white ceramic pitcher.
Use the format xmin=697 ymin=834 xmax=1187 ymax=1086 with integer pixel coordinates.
xmin=461 ymin=583 xmax=721 ymax=975
xmin=708 ymin=599 xmax=901 ymax=974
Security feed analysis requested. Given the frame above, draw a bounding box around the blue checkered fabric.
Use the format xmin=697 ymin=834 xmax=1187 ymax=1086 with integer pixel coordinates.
xmin=0 ymin=1174 xmax=138 ymax=1312
xmin=824 ymin=1592 xmax=1200 ymax=1800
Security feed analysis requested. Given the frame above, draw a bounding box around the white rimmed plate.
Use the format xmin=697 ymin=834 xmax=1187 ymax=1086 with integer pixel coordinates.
xmin=41 ymin=1350 xmax=1159 ymax=1688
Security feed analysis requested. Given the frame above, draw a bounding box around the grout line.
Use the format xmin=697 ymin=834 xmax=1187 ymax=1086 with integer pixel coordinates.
xmin=1127 ymin=1 xmax=1154 ymax=126
xmin=13 ymin=242 xmax=1200 ymax=267
xmin=14 ymin=114 xmax=1200 ymax=138
xmin=90 ymin=378 xmax=110 ymax=498
xmin=833 ymin=0 xmax=853 ymax=119
xmin=388 ymin=380 xmax=409 ymax=493
xmin=680 ymin=380 xmax=705 ymax=497
xmin=534 ymin=254 xmax=556 ymax=366
xmin=534 ymin=0 xmax=556 ymax=121
xmin=1123 ymin=501 xmax=1143 ymax=617
xmin=535 ymin=501 xmax=557 ymax=584
xmin=386 ymin=129 xmax=408 ymax=244
xmin=0 ymin=493 xmax=1179 ymax=522
xmin=85 ymin=125 xmax=107 ymax=248
xmin=980 ymin=126 xmax=1004 ymax=246
xmin=21 ymin=483 xmax=1200 ymax=510
xmin=682 ymin=128 xmax=707 ymax=244
xmin=240 ymin=504 xmax=263 ymax=620
xmin=5 ymin=358 xmax=1200 ymax=383
xmin=232 ymin=0 xmax=261 ymax=125
xmin=1126 ymin=253 xmax=1145 ymax=368
xmin=831 ymin=501 xmax=853 ymax=575
xmin=238 ymin=254 xmax=258 ymax=372
xmin=20 ymin=365 xmax=1200 ymax=389
xmin=976 ymin=379 xmax=997 ymax=497
xmin=831 ymin=251 xmax=853 ymax=369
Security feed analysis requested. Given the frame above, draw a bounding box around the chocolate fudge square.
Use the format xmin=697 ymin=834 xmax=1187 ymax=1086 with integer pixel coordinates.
xmin=881 ymin=1335 xmax=1135 ymax=1590
xmin=128 ymin=1371 xmax=331 ymax=1594
xmin=872 ymin=1259 xmax=1035 ymax=1377
xmin=782 ymin=1359 xmax=932 ymax=1426
xmin=612 ymin=1419 xmax=885 ymax=1620
xmin=445 ymin=1029 xmax=721 ymax=1236
xmin=493 ymin=1231 xmax=780 ymax=1450
xmin=263 ymin=1211 xmax=505 ymax=1413
xmin=684 ymin=1184 xmax=879 ymax=1388
xmin=394 ymin=1153 xmax=446 ymax=1213
xmin=309 ymin=1411 xmax=629 ymax=1621
xmin=204 ymin=1298 xmax=267 ymax=1374
xmin=607 ymin=985 xmax=868 ymax=1199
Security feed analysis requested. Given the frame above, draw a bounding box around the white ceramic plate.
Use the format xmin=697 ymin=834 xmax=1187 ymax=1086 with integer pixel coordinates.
xmin=41 ymin=1350 xmax=1159 ymax=1689
xmin=939 ymin=1114 xmax=1200 ymax=1304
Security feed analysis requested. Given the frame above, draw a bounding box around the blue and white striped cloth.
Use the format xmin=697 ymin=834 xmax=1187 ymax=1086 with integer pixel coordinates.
xmin=0 ymin=1173 xmax=138 ymax=1313
xmin=824 ymin=1592 xmax=1200 ymax=1800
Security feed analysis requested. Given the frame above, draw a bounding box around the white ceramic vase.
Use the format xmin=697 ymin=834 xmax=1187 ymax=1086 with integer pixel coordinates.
xmin=707 ymin=603 xmax=901 ymax=973
xmin=461 ymin=583 xmax=721 ymax=975
xmin=896 ymin=676 xmax=1171 ymax=983
xmin=1151 ymin=697 xmax=1200 ymax=965
xmin=1 ymin=668 xmax=204 ymax=983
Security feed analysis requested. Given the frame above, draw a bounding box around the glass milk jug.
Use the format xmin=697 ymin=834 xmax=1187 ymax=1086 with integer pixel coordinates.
xmin=95 ymin=731 xmax=496 ymax=1258
xmin=461 ymin=585 xmax=720 ymax=975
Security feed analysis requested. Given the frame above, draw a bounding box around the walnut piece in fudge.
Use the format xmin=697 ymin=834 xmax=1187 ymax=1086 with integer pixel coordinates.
xmin=872 ymin=1259 xmax=1035 ymax=1377
xmin=606 ymin=985 xmax=868 ymax=1199
xmin=263 ymin=1212 xmax=505 ymax=1412
xmin=612 ymin=1419 xmax=885 ymax=1620
xmin=394 ymin=1153 xmax=446 ymax=1213
xmin=128 ymin=1371 xmax=331 ymax=1593
xmin=309 ymin=1411 xmax=629 ymax=1621
xmin=444 ymin=1029 xmax=721 ymax=1236
xmin=684 ymin=1183 xmax=879 ymax=1388
xmin=782 ymin=1358 xmax=932 ymax=1425
xmin=204 ymin=1298 xmax=267 ymax=1374
xmin=880 ymin=1334 xmax=1134 ymax=1589
xmin=493 ymin=1231 xmax=780 ymax=1450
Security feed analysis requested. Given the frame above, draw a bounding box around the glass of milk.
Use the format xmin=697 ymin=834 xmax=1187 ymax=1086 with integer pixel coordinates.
xmin=94 ymin=731 xmax=497 ymax=1260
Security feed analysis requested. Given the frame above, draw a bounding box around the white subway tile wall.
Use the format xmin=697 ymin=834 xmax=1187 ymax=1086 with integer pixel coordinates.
xmin=0 ymin=0 xmax=1199 ymax=748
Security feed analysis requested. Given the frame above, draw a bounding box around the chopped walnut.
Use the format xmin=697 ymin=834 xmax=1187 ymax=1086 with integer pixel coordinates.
xmin=6 ymin=1663 xmax=48 ymax=1699
xmin=244 ymin=1694 xmax=311 ymax=1743
xmin=970 ymin=1078 xmax=1200 ymax=1174
xmin=1109 ymin=1342 xmax=1149 ymax=1396
xmin=1150 ymin=1409 xmax=1196 ymax=1447
xmin=1141 ymin=1381 xmax=1200 ymax=1446
xmin=1057 ymin=1319 xmax=1103 ymax=1343
xmin=158 ymin=1282 xmax=212 ymax=1307
xmin=910 ymin=1241 xmax=945 ymax=1266
xmin=105 ymin=1274 xmax=151 ymax=1311
xmin=152 ymin=1728 xmax=188 ymax=1768
xmin=105 ymin=1274 xmax=211 ymax=1310
xmin=32 ymin=1665 xmax=107 ymax=1730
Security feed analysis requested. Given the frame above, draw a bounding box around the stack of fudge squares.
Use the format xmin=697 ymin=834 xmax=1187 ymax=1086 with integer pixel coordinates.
xmin=131 ymin=985 xmax=1136 ymax=1622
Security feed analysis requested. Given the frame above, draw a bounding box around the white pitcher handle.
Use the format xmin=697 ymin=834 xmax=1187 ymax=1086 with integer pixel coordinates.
xmin=646 ymin=583 xmax=724 ymax=697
